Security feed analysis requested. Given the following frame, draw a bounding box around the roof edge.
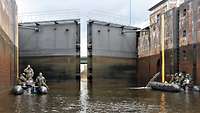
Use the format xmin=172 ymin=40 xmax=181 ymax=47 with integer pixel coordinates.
xmin=149 ymin=0 xmax=168 ymax=11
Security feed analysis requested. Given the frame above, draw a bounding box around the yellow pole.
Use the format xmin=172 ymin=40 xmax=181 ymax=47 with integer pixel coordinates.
xmin=16 ymin=15 xmax=19 ymax=79
xmin=161 ymin=14 xmax=165 ymax=83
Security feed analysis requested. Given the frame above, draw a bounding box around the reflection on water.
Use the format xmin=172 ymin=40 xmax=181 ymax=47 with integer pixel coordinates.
xmin=80 ymin=80 xmax=89 ymax=113
xmin=15 ymin=96 xmax=22 ymax=113
xmin=80 ymin=63 xmax=89 ymax=113
xmin=80 ymin=64 xmax=87 ymax=80
xmin=159 ymin=93 xmax=166 ymax=113
xmin=39 ymin=95 xmax=48 ymax=112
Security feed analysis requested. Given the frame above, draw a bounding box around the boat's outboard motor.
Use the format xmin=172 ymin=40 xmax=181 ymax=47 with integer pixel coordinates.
xmin=13 ymin=85 xmax=24 ymax=95
xmin=38 ymin=86 xmax=48 ymax=94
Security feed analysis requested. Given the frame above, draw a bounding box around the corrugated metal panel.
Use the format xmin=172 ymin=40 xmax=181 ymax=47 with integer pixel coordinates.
xmin=87 ymin=20 xmax=137 ymax=80
xmin=89 ymin=21 xmax=137 ymax=58
xmin=19 ymin=20 xmax=80 ymax=57
xmin=19 ymin=20 xmax=80 ymax=80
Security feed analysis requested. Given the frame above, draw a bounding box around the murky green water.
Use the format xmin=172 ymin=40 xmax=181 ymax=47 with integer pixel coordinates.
xmin=0 ymin=79 xmax=200 ymax=113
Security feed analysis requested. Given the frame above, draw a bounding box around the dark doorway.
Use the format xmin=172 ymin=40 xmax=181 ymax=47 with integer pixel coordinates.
xmin=157 ymin=59 xmax=161 ymax=73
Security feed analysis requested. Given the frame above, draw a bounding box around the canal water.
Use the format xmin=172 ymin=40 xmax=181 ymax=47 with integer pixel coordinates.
xmin=0 ymin=79 xmax=200 ymax=113
xmin=0 ymin=65 xmax=199 ymax=113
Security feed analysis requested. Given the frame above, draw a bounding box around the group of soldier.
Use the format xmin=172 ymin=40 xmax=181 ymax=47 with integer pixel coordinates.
xmin=18 ymin=65 xmax=48 ymax=89
xmin=169 ymin=72 xmax=192 ymax=89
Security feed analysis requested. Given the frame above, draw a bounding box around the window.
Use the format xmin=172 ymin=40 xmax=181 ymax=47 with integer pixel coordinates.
xmin=183 ymin=30 xmax=187 ymax=37
xmin=157 ymin=14 xmax=160 ymax=23
xmin=183 ymin=9 xmax=187 ymax=16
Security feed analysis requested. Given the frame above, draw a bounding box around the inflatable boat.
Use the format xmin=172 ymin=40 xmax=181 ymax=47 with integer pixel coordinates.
xmin=193 ymin=86 xmax=200 ymax=92
xmin=12 ymin=85 xmax=48 ymax=95
xmin=149 ymin=82 xmax=181 ymax=92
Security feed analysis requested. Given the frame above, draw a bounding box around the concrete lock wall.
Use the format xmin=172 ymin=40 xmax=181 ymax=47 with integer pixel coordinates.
xmin=137 ymin=27 xmax=152 ymax=85
xmin=87 ymin=20 xmax=138 ymax=81
xmin=137 ymin=8 xmax=179 ymax=86
xmin=19 ymin=20 xmax=80 ymax=81
xmin=0 ymin=0 xmax=18 ymax=87
xmin=164 ymin=8 xmax=179 ymax=76
xmin=178 ymin=1 xmax=194 ymax=77
xmin=138 ymin=0 xmax=200 ymax=85
xmin=196 ymin=0 xmax=200 ymax=85
xmin=178 ymin=0 xmax=200 ymax=84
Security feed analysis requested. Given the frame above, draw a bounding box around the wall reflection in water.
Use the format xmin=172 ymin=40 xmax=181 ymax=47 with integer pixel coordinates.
xmin=15 ymin=96 xmax=22 ymax=113
xmin=39 ymin=95 xmax=48 ymax=112
xmin=14 ymin=95 xmax=48 ymax=113
xmin=159 ymin=93 xmax=166 ymax=113
xmin=80 ymin=80 xmax=89 ymax=113
xmin=80 ymin=64 xmax=89 ymax=113
xmin=1 ymin=62 xmax=200 ymax=113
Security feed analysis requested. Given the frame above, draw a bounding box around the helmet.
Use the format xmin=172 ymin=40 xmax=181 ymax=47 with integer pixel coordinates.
xmin=179 ymin=73 xmax=182 ymax=77
xmin=39 ymin=72 xmax=43 ymax=76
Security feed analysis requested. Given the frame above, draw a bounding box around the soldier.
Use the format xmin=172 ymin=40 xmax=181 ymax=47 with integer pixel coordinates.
xmin=18 ymin=73 xmax=27 ymax=86
xmin=174 ymin=73 xmax=180 ymax=84
xmin=169 ymin=73 xmax=177 ymax=84
xmin=183 ymin=74 xmax=192 ymax=90
xmin=24 ymin=65 xmax=34 ymax=80
xmin=36 ymin=72 xmax=48 ymax=89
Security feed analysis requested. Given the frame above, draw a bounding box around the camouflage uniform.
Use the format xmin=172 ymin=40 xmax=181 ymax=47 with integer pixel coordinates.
xmin=18 ymin=73 xmax=27 ymax=86
xmin=36 ymin=73 xmax=48 ymax=88
xmin=24 ymin=65 xmax=34 ymax=80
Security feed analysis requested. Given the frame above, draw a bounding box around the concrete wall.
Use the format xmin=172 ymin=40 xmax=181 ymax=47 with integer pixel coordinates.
xmin=178 ymin=0 xmax=200 ymax=84
xmin=87 ymin=20 xmax=138 ymax=81
xmin=88 ymin=21 xmax=137 ymax=58
xmin=0 ymin=0 xmax=17 ymax=45
xmin=19 ymin=20 xmax=80 ymax=81
xmin=138 ymin=0 xmax=200 ymax=85
xmin=137 ymin=8 xmax=179 ymax=85
xmin=138 ymin=27 xmax=150 ymax=58
xmin=196 ymin=0 xmax=200 ymax=85
xmin=164 ymin=8 xmax=179 ymax=74
xmin=0 ymin=0 xmax=17 ymax=87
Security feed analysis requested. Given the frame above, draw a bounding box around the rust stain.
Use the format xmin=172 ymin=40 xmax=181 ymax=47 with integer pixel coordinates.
xmin=138 ymin=28 xmax=150 ymax=58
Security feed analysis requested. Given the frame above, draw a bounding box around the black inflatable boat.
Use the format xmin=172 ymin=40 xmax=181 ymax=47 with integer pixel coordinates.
xmin=12 ymin=85 xmax=48 ymax=95
xmin=149 ymin=82 xmax=181 ymax=92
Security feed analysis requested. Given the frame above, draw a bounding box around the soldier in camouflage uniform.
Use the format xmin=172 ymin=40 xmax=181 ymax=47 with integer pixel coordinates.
xmin=24 ymin=65 xmax=34 ymax=80
xmin=36 ymin=72 xmax=48 ymax=89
